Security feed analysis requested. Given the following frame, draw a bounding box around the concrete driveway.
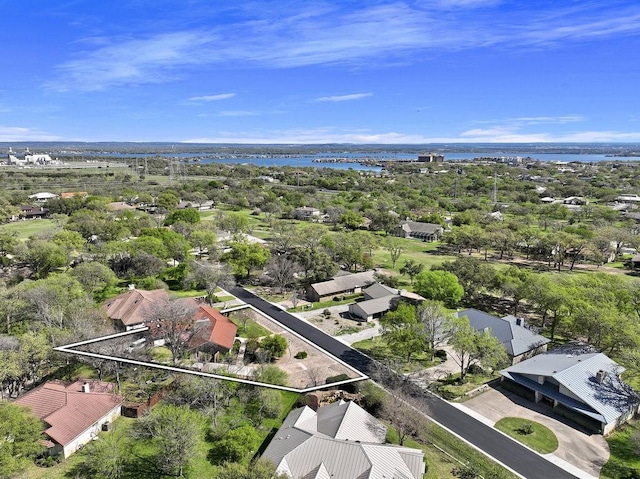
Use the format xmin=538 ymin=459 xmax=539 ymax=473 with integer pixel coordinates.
xmin=458 ymin=386 xmax=609 ymax=478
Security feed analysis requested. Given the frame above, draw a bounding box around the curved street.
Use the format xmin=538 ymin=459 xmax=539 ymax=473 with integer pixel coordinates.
xmin=231 ymin=286 xmax=580 ymax=479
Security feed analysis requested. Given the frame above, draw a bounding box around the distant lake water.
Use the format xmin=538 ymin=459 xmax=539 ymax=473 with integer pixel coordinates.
xmin=67 ymin=150 xmax=640 ymax=170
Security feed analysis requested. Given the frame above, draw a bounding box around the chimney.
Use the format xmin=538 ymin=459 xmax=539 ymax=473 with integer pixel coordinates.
xmin=596 ymin=370 xmax=607 ymax=384
xmin=516 ymin=317 xmax=524 ymax=327
xmin=82 ymin=382 xmax=90 ymax=393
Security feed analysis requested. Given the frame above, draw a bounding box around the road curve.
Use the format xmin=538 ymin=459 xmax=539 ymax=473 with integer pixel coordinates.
xmin=231 ymin=286 xmax=579 ymax=479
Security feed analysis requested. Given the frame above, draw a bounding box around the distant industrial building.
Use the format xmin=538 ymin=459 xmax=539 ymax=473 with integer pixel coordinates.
xmin=417 ymin=152 xmax=444 ymax=162
xmin=5 ymin=147 xmax=58 ymax=166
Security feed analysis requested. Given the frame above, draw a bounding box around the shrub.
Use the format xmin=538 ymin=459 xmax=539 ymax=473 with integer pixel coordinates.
xmin=326 ymin=373 xmax=350 ymax=384
xmin=294 ymin=351 xmax=308 ymax=359
xmin=518 ymin=422 xmax=534 ymax=435
xmin=434 ymin=349 xmax=448 ymax=361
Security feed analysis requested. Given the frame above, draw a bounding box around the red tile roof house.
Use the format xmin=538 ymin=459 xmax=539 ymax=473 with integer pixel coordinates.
xmin=105 ymin=289 xmax=237 ymax=359
xmin=15 ymin=379 xmax=122 ymax=458
xmin=103 ymin=287 xmax=169 ymax=331
xmin=186 ymin=303 xmax=238 ymax=359
xmin=147 ymin=298 xmax=237 ymax=353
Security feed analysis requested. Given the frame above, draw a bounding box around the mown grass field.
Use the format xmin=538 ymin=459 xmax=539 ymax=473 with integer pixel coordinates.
xmin=0 ymin=219 xmax=58 ymax=240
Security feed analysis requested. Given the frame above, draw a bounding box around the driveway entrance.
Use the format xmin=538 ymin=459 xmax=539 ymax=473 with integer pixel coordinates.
xmin=459 ymin=385 xmax=609 ymax=478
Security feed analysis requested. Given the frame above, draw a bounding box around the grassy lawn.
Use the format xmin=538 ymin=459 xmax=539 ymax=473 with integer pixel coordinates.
xmin=494 ymin=417 xmax=559 ymax=454
xmin=0 ymin=219 xmax=58 ymax=240
xmin=384 ymin=409 xmax=519 ymax=478
xmin=352 ymin=336 xmax=440 ymax=372
xmin=371 ymin=239 xmax=457 ymax=276
xmin=431 ymin=372 xmax=499 ymax=400
xmin=228 ymin=311 xmax=272 ymax=338
xmin=600 ymin=419 xmax=640 ymax=479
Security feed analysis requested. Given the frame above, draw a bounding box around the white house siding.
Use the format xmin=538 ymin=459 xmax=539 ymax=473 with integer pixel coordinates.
xmin=558 ymin=384 xmax=584 ymax=403
xmin=62 ymin=405 xmax=121 ymax=458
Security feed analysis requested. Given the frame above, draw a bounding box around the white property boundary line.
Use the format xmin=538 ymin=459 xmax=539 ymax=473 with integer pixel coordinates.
xmin=54 ymin=304 xmax=368 ymax=394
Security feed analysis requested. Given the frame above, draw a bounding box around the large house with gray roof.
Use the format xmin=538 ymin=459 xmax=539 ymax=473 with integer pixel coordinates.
xmin=456 ymin=308 xmax=550 ymax=365
xmin=501 ymin=344 xmax=640 ymax=435
xmin=306 ymin=270 xmax=377 ymax=303
xmin=348 ymin=283 xmax=425 ymax=321
xmin=393 ymin=220 xmax=443 ymax=241
xmin=261 ymin=400 xmax=425 ymax=479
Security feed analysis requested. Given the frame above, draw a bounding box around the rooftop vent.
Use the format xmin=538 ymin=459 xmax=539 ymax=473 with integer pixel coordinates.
xmin=82 ymin=382 xmax=90 ymax=393
xmin=596 ymin=370 xmax=607 ymax=384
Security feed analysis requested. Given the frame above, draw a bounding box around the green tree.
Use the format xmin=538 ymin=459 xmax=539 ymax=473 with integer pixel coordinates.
xmin=0 ymin=230 xmax=18 ymax=265
xmin=260 ymin=334 xmax=288 ymax=361
xmin=496 ymin=266 xmax=532 ymax=316
xmin=384 ymin=237 xmax=405 ymax=269
xmin=189 ymin=229 xmax=217 ymax=258
xmin=132 ymin=404 xmax=205 ymax=477
xmin=414 ymin=270 xmax=464 ymax=307
xmin=0 ymin=402 xmax=44 ymax=478
xmin=380 ymin=302 xmax=426 ymax=362
xmin=81 ymin=422 xmax=129 ymax=479
xmin=370 ymin=210 xmax=398 ymax=235
xmin=140 ymin=227 xmax=190 ymax=265
xmin=222 ymin=240 xmax=270 ymax=279
xmin=251 ymin=364 xmax=288 ymax=386
xmin=339 ymin=210 xmax=364 ymax=230
xmin=448 ymin=315 xmax=508 ymax=381
xmin=164 ymin=207 xmax=200 ymax=225
xmin=400 ymin=259 xmax=424 ymax=285
xmin=216 ymin=458 xmax=289 ymax=479
xmin=0 ymin=195 xmax=20 ymax=223
xmin=70 ymin=261 xmax=118 ymax=294
xmin=209 ymin=424 xmax=260 ymax=465
xmin=156 ymin=192 xmax=180 ymax=211
xmin=437 ymin=256 xmax=496 ymax=300
xmin=52 ymin=229 xmax=85 ymax=253
xmin=218 ymin=212 xmax=249 ymax=234
xmin=20 ymin=239 xmax=68 ymax=278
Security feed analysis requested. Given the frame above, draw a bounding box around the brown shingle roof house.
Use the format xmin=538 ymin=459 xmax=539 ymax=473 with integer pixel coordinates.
xmin=104 ymin=288 xmax=169 ymax=330
xmin=15 ymin=379 xmax=122 ymax=458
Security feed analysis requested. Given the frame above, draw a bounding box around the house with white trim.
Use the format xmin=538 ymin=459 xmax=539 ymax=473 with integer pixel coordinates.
xmin=15 ymin=379 xmax=122 ymax=457
xmin=501 ymin=344 xmax=640 ymax=435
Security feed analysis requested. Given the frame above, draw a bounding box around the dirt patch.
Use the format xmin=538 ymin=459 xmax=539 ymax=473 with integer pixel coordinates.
xmin=230 ymin=306 xmax=360 ymax=389
xmin=294 ymin=305 xmax=365 ymax=336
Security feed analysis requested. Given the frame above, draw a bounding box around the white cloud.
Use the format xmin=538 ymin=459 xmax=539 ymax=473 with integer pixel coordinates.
xmin=182 ymin=127 xmax=433 ymax=144
xmin=316 ymin=93 xmax=372 ymax=102
xmin=48 ymin=31 xmax=217 ymax=91
xmin=218 ymin=110 xmax=258 ymax=117
xmin=188 ymin=93 xmax=236 ymax=102
xmin=182 ymin=125 xmax=640 ymax=144
xmin=0 ymin=126 xmax=62 ymax=142
xmin=47 ymin=3 xmax=640 ymax=90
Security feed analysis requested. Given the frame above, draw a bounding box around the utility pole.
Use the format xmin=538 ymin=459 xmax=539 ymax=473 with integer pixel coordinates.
xmin=492 ymin=169 xmax=498 ymax=204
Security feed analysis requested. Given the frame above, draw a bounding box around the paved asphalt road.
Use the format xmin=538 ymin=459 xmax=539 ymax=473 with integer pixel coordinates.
xmin=232 ymin=287 xmax=579 ymax=479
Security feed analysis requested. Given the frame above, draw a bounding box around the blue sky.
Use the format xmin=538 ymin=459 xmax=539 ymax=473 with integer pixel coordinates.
xmin=1 ymin=1 xmax=640 ymax=143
